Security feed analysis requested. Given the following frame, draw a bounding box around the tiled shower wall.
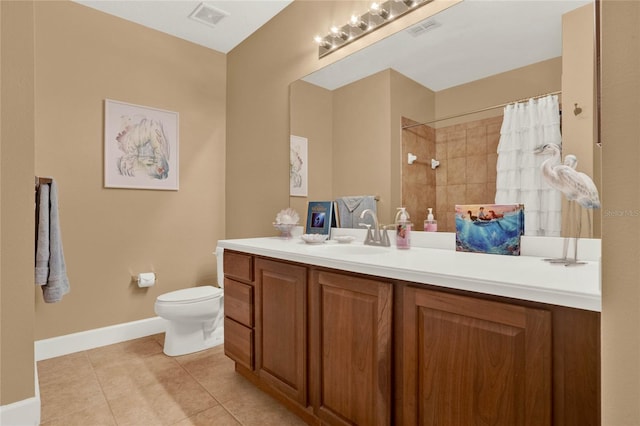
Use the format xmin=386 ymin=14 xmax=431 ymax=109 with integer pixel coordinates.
xmin=402 ymin=115 xmax=502 ymax=232
xmin=401 ymin=117 xmax=436 ymax=228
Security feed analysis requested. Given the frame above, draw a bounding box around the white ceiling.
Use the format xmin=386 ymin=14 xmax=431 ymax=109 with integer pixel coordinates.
xmin=73 ymin=0 xmax=592 ymax=91
xmin=73 ymin=0 xmax=293 ymax=54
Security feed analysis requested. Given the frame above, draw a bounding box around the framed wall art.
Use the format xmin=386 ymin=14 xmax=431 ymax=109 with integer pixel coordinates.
xmin=104 ymin=99 xmax=179 ymax=190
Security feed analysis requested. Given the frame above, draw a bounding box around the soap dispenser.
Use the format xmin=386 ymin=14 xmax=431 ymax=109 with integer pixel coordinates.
xmin=424 ymin=208 xmax=437 ymax=232
xmin=395 ymin=207 xmax=412 ymax=249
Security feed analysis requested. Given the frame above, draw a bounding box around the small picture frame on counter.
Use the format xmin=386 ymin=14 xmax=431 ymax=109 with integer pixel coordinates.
xmin=306 ymin=201 xmax=337 ymax=235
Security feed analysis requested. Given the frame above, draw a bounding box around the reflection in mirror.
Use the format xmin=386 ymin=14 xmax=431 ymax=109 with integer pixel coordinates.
xmin=291 ymin=0 xmax=598 ymax=237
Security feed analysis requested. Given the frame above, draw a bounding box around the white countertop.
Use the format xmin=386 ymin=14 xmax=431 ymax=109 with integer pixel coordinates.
xmin=217 ymin=234 xmax=601 ymax=312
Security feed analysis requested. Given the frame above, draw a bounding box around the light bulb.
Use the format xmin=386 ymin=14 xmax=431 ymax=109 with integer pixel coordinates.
xmin=314 ymin=35 xmax=332 ymax=49
xmin=370 ymin=2 xmax=390 ymax=19
xmin=349 ymin=14 xmax=368 ymax=31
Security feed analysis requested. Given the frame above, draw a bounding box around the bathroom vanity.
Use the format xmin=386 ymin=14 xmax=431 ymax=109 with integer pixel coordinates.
xmin=217 ymin=236 xmax=600 ymax=426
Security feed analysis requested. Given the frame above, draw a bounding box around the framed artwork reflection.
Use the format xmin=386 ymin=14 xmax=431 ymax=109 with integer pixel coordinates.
xmin=290 ymin=135 xmax=308 ymax=197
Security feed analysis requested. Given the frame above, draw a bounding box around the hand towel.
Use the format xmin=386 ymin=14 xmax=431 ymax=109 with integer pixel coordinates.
xmin=336 ymin=195 xmax=377 ymax=228
xmin=35 ymin=180 xmax=70 ymax=302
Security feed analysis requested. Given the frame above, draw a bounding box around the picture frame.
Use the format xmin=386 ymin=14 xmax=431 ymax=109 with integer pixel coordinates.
xmin=104 ymin=99 xmax=179 ymax=190
xmin=455 ymin=204 xmax=525 ymax=256
xmin=306 ymin=201 xmax=337 ymax=235
xmin=290 ymin=135 xmax=308 ymax=197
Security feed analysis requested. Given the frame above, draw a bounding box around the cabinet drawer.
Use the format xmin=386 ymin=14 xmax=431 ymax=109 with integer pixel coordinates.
xmin=224 ymin=317 xmax=254 ymax=371
xmin=223 ymin=251 xmax=253 ymax=282
xmin=224 ymin=278 xmax=253 ymax=327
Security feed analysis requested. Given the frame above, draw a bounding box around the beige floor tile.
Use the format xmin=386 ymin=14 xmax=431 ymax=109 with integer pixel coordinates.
xmin=102 ymin=353 xmax=218 ymax=425
xmin=94 ymin=353 xmax=181 ymax=399
xmin=153 ymin=332 xmax=166 ymax=346
xmin=104 ymin=392 xmax=164 ymax=426
xmin=39 ymin=369 xmax=106 ymax=423
xmin=177 ymin=348 xmax=257 ymax=404
xmin=40 ymin=400 xmax=116 ymax=426
xmin=37 ymin=352 xmax=94 ymax=387
xmin=171 ymin=405 xmax=241 ymax=426
xmin=222 ymin=389 xmax=307 ymax=426
xmin=107 ymin=380 xmax=218 ymax=426
xmin=87 ymin=335 xmax=164 ymax=369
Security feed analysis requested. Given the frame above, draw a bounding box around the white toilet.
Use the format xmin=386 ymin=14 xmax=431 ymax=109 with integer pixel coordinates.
xmin=154 ymin=248 xmax=225 ymax=356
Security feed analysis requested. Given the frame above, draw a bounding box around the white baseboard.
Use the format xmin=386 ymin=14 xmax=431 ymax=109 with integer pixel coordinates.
xmin=35 ymin=316 xmax=167 ymax=361
xmin=0 ymin=396 xmax=40 ymax=426
xmin=0 ymin=361 xmax=41 ymax=426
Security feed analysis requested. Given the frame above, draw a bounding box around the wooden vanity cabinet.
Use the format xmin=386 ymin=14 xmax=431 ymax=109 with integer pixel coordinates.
xmin=222 ymin=251 xmax=254 ymax=371
xmin=309 ymin=270 xmax=392 ymax=426
xmin=254 ymin=258 xmax=308 ymax=406
xmin=222 ymin=250 xmax=600 ymax=426
xmin=400 ymin=286 xmax=552 ymax=426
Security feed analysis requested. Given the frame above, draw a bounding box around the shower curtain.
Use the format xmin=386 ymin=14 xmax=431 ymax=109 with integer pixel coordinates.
xmin=495 ymin=95 xmax=562 ymax=237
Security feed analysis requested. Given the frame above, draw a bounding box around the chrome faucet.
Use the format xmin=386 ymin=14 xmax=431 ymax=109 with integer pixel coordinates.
xmin=359 ymin=209 xmax=390 ymax=247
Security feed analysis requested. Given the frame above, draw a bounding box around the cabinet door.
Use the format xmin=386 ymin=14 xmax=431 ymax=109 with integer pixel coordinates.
xmin=401 ymin=286 xmax=551 ymax=426
xmin=254 ymin=258 xmax=307 ymax=406
xmin=310 ymin=270 xmax=393 ymax=426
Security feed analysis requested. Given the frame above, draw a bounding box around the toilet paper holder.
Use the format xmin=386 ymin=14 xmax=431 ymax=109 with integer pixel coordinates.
xmin=134 ymin=272 xmax=156 ymax=288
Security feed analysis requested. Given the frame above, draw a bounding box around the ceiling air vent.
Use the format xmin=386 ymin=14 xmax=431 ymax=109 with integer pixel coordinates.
xmin=189 ymin=2 xmax=230 ymax=28
xmin=406 ymin=20 xmax=441 ymax=37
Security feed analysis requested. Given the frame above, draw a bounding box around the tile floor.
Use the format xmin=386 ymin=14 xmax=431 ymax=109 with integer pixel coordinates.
xmin=37 ymin=334 xmax=306 ymax=425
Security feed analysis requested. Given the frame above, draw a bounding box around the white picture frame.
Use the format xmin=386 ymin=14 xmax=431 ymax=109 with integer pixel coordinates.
xmin=104 ymin=99 xmax=179 ymax=190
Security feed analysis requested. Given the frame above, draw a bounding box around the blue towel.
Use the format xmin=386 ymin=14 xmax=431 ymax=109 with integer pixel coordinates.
xmin=35 ymin=180 xmax=70 ymax=303
xmin=336 ymin=195 xmax=377 ymax=228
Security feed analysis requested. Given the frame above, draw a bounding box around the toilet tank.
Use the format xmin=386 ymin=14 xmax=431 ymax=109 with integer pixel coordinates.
xmin=215 ymin=247 xmax=224 ymax=288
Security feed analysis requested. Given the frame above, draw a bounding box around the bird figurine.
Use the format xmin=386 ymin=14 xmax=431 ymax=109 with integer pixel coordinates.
xmin=534 ymin=143 xmax=600 ymax=265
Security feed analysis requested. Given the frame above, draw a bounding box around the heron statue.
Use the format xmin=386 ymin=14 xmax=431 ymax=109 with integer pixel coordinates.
xmin=534 ymin=143 xmax=600 ymax=265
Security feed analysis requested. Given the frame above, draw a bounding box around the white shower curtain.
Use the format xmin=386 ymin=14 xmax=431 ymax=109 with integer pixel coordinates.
xmin=495 ymin=95 xmax=562 ymax=237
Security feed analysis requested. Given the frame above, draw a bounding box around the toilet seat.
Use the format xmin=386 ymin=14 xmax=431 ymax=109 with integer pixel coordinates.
xmin=156 ymin=286 xmax=222 ymax=304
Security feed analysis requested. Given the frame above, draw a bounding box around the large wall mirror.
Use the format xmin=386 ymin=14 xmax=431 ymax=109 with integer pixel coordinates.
xmin=290 ymin=0 xmax=599 ymax=238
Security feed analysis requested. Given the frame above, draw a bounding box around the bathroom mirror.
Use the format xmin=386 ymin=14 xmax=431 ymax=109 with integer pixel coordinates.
xmin=290 ymin=0 xmax=599 ymax=237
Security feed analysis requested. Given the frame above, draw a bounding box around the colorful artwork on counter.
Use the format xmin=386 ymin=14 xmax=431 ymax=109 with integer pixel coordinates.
xmin=455 ymin=204 xmax=525 ymax=256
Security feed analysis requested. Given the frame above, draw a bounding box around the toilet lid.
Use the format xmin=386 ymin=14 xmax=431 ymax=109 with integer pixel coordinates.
xmin=157 ymin=286 xmax=223 ymax=303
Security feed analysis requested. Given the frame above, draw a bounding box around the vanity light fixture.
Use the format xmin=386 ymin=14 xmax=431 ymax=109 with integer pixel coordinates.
xmin=314 ymin=0 xmax=432 ymax=58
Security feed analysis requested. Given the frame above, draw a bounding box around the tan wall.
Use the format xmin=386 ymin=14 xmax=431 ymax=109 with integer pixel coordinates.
xmin=33 ymin=1 xmax=227 ymax=339
xmin=562 ymin=4 xmax=596 ymax=177
xmin=601 ymin=1 xmax=640 ymax=424
xmin=289 ymin=80 xmax=333 ymax=217
xmin=562 ymin=4 xmax=599 ymax=238
xmin=435 ymin=57 xmax=562 ymax=127
xmin=333 ymin=70 xmax=393 ymax=223
xmin=0 ymin=1 xmax=36 ymax=405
